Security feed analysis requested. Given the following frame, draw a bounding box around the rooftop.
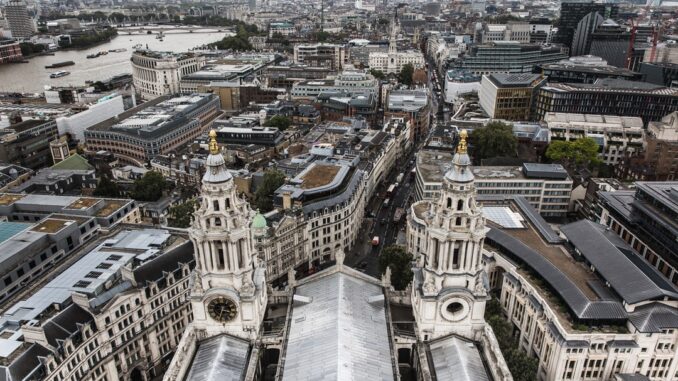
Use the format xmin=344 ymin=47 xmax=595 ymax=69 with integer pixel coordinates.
xmin=282 ymin=271 xmax=394 ymax=380
xmin=29 ymin=218 xmax=72 ymax=234
xmin=543 ymin=113 xmax=644 ymax=129
xmin=542 ymin=78 xmax=678 ymax=96
xmin=299 ymin=164 xmax=341 ymax=189
xmin=487 ymin=73 xmax=544 ymax=88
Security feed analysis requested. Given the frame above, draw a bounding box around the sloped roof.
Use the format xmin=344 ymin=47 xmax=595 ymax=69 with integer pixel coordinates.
xmin=429 ymin=336 xmax=490 ymax=381
xmin=560 ymin=220 xmax=678 ymax=304
xmin=185 ymin=334 xmax=250 ymax=381
xmin=51 ymin=154 xmax=94 ymax=171
xmin=282 ymin=271 xmax=395 ymax=381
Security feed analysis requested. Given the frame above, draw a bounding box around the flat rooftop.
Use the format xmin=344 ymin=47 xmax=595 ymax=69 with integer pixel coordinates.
xmin=67 ymin=198 xmax=100 ymax=210
xmin=299 ymin=164 xmax=341 ymax=189
xmin=0 ymin=194 xmax=24 ymax=206
xmin=30 ymin=218 xmax=73 ymax=234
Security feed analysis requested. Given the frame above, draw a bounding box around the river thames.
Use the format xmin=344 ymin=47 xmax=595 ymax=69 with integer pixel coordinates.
xmin=0 ymin=28 xmax=232 ymax=93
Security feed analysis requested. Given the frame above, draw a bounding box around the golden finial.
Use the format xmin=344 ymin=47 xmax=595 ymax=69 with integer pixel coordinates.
xmin=457 ymin=129 xmax=468 ymax=154
xmin=208 ymin=130 xmax=218 ymax=155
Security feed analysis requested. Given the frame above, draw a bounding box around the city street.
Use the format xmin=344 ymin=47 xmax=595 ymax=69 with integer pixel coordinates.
xmin=346 ymin=59 xmax=444 ymax=278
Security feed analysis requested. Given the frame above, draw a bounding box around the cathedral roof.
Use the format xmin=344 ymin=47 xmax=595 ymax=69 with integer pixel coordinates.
xmin=184 ymin=334 xmax=250 ymax=381
xmin=429 ymin=335 xmax=490 ymax=381
xmin=281 ymin=271 xmax=395 ymax=380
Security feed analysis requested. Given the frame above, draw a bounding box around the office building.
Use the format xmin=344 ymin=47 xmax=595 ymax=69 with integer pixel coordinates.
xmin=0 ymin=38 xmax=21 ymax=63
xmin=555 ymin=1 xmax=618 ymax=50
xmin=131 ymin=50 xmax=206 ymax=100
xmin=639 ymin=62 xmax=678 ymax=87
xmin=414 ymin=150 xmax=573 ymax=216
xmin=543 ymin=113 xmax=644 ymax=165
xmin=458 ymin=41 xmax=568 ymax=75
xmin=0 ymin=228 xmax=195 ymax=381
xmin=290 ymin=70 xmax=379 ymax=99
xmin=85 ymin=94 xmax=220 ymax=165
xmin=293 ymin=43 xmax=346 ymax=70
xmin=599 ymin=182 xmax=678 ymax=286
xmin=0 ymin=118 xmax=58 ymax=170
xmin=571 ymin=11 xmax=604 ymax=57
xmin=444 ymin=69 xmax=481 ymax=102
xmin=479 ymin=22 xmax=531 ymax=43
xmin=3 ymin=0 xmax=33 ymax=39
xmin=535 ymin=79 xmax=678 ymax=125
xmin=264 ymin=65 xmax=334 ymax=90
xmin=385 ymin=90 xmax=430 ymax=141
xmin=618 ymin=111 xmax=678 ymax=181
xmin=535 ymin=56 xmax=643 ymax=84
xmin=479 ymin=73 xmax=546 ymax=121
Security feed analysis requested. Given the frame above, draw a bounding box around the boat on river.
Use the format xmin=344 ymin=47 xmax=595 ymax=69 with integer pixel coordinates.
xmin=50 ymin=71 xmax=70 ymax=78
xmin=45 ymin=61 xmax=74 ymax=69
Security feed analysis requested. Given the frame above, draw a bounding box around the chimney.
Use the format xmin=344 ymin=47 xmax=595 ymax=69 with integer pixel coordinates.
xmin=282 ymin=191 xmax=292 ymax=210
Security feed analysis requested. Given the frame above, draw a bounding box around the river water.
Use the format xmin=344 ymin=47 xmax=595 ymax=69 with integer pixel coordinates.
xmin=0 ymin=28 xmax=231 ymax=93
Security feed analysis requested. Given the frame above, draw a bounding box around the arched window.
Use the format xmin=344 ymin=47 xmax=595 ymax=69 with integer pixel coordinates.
xmin=456 ymin=217 xmax=462 ymax=226
xmin=447 ymin=198 xmax=452 ymax=208
xmin=225 ymin=198 xmax=230 ymax=208
xmin=457 ymin=200 xmax=464 ymax=211
xmin=213 ymin=200 xmax=220 ymax=211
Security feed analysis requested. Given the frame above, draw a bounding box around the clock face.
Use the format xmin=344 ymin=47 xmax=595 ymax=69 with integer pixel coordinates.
xmin=207 ymin=297 xmax=238 ymax=322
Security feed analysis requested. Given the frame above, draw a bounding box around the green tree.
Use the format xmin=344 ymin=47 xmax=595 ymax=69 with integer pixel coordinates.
xmin=485 ymin=299 xmax=539 ymax=381
xmin=369 ymin=69 xmax=386 ymax=80
xmin=19 ymin=42 xmax=45 ymax=56
xmin=110 ymin=12 xmax=125 ymax=23
xmin=168 ymin=200 xmax=197 ymax=228
xmin=545 ymin=138 xmax=601 ymax=169
xmin=398 ymin=63 xmax=414 ymax=86
xmin=254 ymin=169 xmax=286 ymax=212
xmin=130 ymin=171 xmax=167 ymax=202
xmin=378 ymin=245 xmax=413 ymax=290
xmin=263 ymin=115 xmax=292 ymax=131
xmin=93 ymin=176 xmax=120 ymax=198
xmin=470 ymin=121 xmax=518 ymax=160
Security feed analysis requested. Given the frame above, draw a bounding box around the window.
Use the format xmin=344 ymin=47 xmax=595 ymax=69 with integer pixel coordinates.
xmin=107 ymin=255 xmax=123 ymax=261
xmin=457 ymin=200 xmax=464 ymax=211
xmin=73 ymin=280 xmax=92 ymax=288
xmin=213 ymin=200 xmax=220 ymax=211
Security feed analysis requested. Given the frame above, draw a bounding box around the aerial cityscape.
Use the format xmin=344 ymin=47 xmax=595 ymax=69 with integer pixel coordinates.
xmin=0 ymin=0 xmax=677 ymax=380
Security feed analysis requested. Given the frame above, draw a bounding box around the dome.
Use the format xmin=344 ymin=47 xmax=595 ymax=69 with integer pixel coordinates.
xmin=252 ymin=212 xmax=267 ymax=229
xmin=202 ymin=129 xmax=233 ymax=183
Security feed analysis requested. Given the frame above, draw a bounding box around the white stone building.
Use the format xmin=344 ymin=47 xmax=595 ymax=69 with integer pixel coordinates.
xmin=543 ymin=112 xmax=645 ymax=166
xmin=368 ymin=15 xmax=424 ymax=74
xmin=131 ymin=50 xmax=205 ymax=100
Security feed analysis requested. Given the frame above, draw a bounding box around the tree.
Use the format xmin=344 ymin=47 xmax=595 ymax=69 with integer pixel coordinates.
xmin=398 ymin=63 xmax=414 ymax=86
xmin=253 ymin=169 xmax=286 ymax=212
xmin=545 ymin=138 xmax=601 ymax=169
xmin=130 ymin=171 xmax=167 ymax=202
xmin=19 ymin=42 xmax=45 ymax=56
xmin=93 ymin=176 xmax=120 ymax=198
xmin=470 ymin=121 xmax=518 ymax=160
xmin=369 ymin=69 xmax=386 ymax=80
xmin=168 ymin=200 xmax=197 ymax=228
xmin=485 ymin=299 xmax=539 ymax=381
xmin=378 ymin=245 xmax=413 ymax=290
xmin=263 ymin=115 xmax=292 ymax=131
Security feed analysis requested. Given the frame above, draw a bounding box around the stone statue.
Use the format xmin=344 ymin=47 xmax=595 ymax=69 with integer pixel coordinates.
xmin=382 ymin=266 xmax=392 ymax=288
